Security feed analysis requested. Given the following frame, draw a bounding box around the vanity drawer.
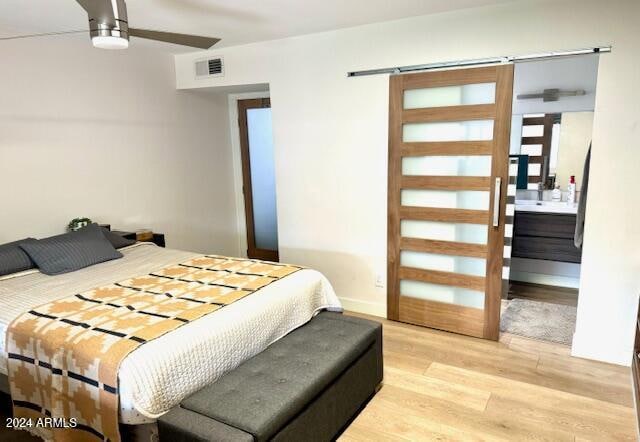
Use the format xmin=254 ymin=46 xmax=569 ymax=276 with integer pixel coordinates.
xmin=511 ymin=236 xmax=582 ymax=263
xmin=513 ymin=212 xmax=577 ymax=239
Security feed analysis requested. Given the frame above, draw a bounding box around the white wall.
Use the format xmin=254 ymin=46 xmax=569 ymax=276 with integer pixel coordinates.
xmin=174 ymin=0 xmax=640 ymax=365
xmin=0 ymin=36 xmax=238 ymax=255
xmin=556 ymin=112 xmax=593 ymax=188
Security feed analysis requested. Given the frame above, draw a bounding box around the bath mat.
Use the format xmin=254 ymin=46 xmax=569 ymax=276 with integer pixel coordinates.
xmin=500 ymin=298 xmax=576 ymax=345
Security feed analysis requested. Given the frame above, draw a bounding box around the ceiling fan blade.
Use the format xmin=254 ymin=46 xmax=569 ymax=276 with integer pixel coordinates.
xmin=129 ymin=28 xmax=219 ymax=49
xmin=0 ymin=30 xmax=87 ymax=42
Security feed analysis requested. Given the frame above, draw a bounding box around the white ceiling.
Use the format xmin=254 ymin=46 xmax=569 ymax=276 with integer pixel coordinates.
xmin=0 ymin=0 xmax=514 ymax=51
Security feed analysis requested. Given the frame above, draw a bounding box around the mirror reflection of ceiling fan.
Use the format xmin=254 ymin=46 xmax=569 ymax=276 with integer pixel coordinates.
xmin=517 ymin=88 xmax=586 ymax=102
xmin=0 ymin=0 xmax=220 ymax=50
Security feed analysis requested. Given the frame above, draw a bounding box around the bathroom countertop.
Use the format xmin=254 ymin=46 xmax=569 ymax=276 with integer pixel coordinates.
xmin=515 ymin=200 xmax=578 ymax=215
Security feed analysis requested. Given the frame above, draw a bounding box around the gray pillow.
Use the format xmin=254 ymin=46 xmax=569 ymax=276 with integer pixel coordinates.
xmin=19 ymin=224 xmax=123 ymax=275
xmin=99 ymin=226 xmax=136 ymax=249
xmin=0 ymin=238 xmax=36 ymax=276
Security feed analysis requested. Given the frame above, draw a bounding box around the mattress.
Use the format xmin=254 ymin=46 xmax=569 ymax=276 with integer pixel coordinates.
xmin=0 ymin=243 xmax=342 ymax=424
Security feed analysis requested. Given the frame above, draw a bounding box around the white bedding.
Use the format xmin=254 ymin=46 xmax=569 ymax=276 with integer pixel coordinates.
xmin=0 ymin=243 xmax=342 ymax=424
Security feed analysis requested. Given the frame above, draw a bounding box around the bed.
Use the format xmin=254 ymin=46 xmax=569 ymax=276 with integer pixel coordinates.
xmin=0 ymin=242 xmax=341 ymax=437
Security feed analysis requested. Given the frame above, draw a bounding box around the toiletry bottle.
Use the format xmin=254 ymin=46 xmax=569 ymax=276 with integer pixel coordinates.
xmin=567 ymin=175 xmax=576 ymax=205
xmin=552 ymin=185 xmax=562 ymax=202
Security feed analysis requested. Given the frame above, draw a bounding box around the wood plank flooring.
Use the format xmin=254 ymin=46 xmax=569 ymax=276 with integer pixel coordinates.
xmin=508 ymin=281 xmax=579 ymax=307
xmin=341 ymin=312 xmax=636 ymax=441
xmin=1 ymin=311 xmax=634 ymax=441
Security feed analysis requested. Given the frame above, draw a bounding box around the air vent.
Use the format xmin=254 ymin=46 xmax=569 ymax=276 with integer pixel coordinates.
xmin=195 ymin=57 xmax=224 ymax=78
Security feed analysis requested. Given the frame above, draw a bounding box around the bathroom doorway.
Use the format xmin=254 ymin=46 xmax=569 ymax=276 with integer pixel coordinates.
xmin=500 ymin=55 xmax=599 ymax=345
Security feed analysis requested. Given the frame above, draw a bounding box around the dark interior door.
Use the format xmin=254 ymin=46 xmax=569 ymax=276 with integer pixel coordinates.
xmin=237 ymin=98 xmax=279 ymax=262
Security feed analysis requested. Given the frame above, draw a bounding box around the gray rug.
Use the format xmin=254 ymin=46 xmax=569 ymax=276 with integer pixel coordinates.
xmin=500 ymin=299 xmax=577 ymax=345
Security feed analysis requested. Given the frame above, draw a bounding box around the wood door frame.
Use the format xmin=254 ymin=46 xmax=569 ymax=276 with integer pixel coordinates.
xmin=521 ymin=113 xmax=557 ymax=186
xmin=237 ymin=97 xmax=279 ymax=262
xmin=387 ymin=65 xmax=514 ymax=340
xmin=484 ymin=65 xmax=514 ymax=339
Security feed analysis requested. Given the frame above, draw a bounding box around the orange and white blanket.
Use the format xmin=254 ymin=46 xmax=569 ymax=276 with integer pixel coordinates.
xmin=6 ymin=255 xmax=310 ymax=441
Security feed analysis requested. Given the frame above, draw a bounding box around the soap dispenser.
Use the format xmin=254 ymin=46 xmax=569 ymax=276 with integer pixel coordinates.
xmin=567 ymin=175 xmax=576 ymax=205
xmin=552 ymin=185 xmax=562 ymax=202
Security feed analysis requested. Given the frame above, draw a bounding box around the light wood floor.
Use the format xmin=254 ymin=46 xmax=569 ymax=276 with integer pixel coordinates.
xmin=1 ymin=312 xmax=634 ymax=441
xmin=340 ymin=312 xmax=637 ymax=441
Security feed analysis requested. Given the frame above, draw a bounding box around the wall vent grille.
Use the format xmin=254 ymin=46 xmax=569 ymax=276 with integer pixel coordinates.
xmin=195 ymin=57 xmax=224 ymax=78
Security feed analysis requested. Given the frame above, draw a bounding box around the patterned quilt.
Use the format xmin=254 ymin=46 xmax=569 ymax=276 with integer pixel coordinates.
xmin=6 ymin=255 xmax=302 ymax=442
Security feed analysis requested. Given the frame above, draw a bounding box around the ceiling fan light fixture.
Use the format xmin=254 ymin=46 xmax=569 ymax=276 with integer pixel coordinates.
xmin=87 ymin=0 xmax=129 ymax=50
xmin=2 ymin=0 xmax=220 ymax=50
xmin=92 ymin=35 xmax=129 ymax=50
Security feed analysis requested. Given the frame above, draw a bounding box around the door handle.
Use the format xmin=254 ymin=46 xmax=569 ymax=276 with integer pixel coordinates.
xmin=493 ymin=177 xmax=501 ymax=227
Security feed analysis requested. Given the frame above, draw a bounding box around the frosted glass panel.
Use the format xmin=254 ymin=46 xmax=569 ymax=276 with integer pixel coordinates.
xmin=402 ymin=155 xmax=492 ymax=176
xmin=403 ymin=83 xmax=496 ymax=109
xmin=549 ymin=123 xmax=561 ymax=173
xmin=247 ymin=108 xmax=278 ymax=251
xmin=403 ymin=120 xmax=494 ymax=142
xmin=522 ymin=125 xmax=544 ymax=137
xmin=528 ymin=163 xmax=541 ymax=176
xmin=401 ymin=189 xmax=490 ymax=210
xmin=401 ymin=220 xmax=488 ymax=244
xmin=401 ymin=251 xmax=486 ymax=277
xmin=400 ymin=280 xmax=484 ymax=309
xmin=521 ymin=144 xmax=542 ymax=156
xmin=509 ymin=115 xmax=523 ymax=155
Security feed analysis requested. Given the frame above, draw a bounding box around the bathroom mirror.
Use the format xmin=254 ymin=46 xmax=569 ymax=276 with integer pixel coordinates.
xmin=509 ymin=55 xmax=598 ymax=193
xmin=511 ymin=111 xmax=593 ymax=190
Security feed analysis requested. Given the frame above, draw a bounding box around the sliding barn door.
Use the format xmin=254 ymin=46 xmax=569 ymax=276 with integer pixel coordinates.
xmin=387 ymin=65 xmax=514 ymax=340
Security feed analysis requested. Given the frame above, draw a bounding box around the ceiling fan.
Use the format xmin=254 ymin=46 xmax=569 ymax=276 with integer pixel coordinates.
xmin=0 ymin=0 xmax=220 ymax=50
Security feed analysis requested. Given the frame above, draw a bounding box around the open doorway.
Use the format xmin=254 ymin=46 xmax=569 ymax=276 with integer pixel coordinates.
xmin=237 ymin=98 xmax=279 ymax=261
xmin=500 ymin=55 xmax=599 ymax=345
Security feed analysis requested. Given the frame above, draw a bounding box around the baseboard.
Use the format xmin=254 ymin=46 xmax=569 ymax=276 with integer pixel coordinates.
xmin=339 ymin=297 xmax=386 ymax=318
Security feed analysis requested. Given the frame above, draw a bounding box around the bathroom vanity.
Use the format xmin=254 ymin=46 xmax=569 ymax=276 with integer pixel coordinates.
xmin=507 ymin=87 xmax=592 ymax=293
xmin=512 ymin=201 xmax=582 ymax=264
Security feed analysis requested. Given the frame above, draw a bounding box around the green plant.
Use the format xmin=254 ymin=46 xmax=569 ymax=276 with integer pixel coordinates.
xmin=67 ymin=217 xmax=93 ymax=232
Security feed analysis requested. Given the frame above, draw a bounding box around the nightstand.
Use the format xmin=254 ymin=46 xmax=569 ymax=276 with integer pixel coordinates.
xmin=111 ymin=230 xmax=166 ymax=248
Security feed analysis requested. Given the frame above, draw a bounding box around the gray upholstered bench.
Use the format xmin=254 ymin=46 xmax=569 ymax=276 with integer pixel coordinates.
xmin=158 ymin=312 xmax=383 ymax=442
